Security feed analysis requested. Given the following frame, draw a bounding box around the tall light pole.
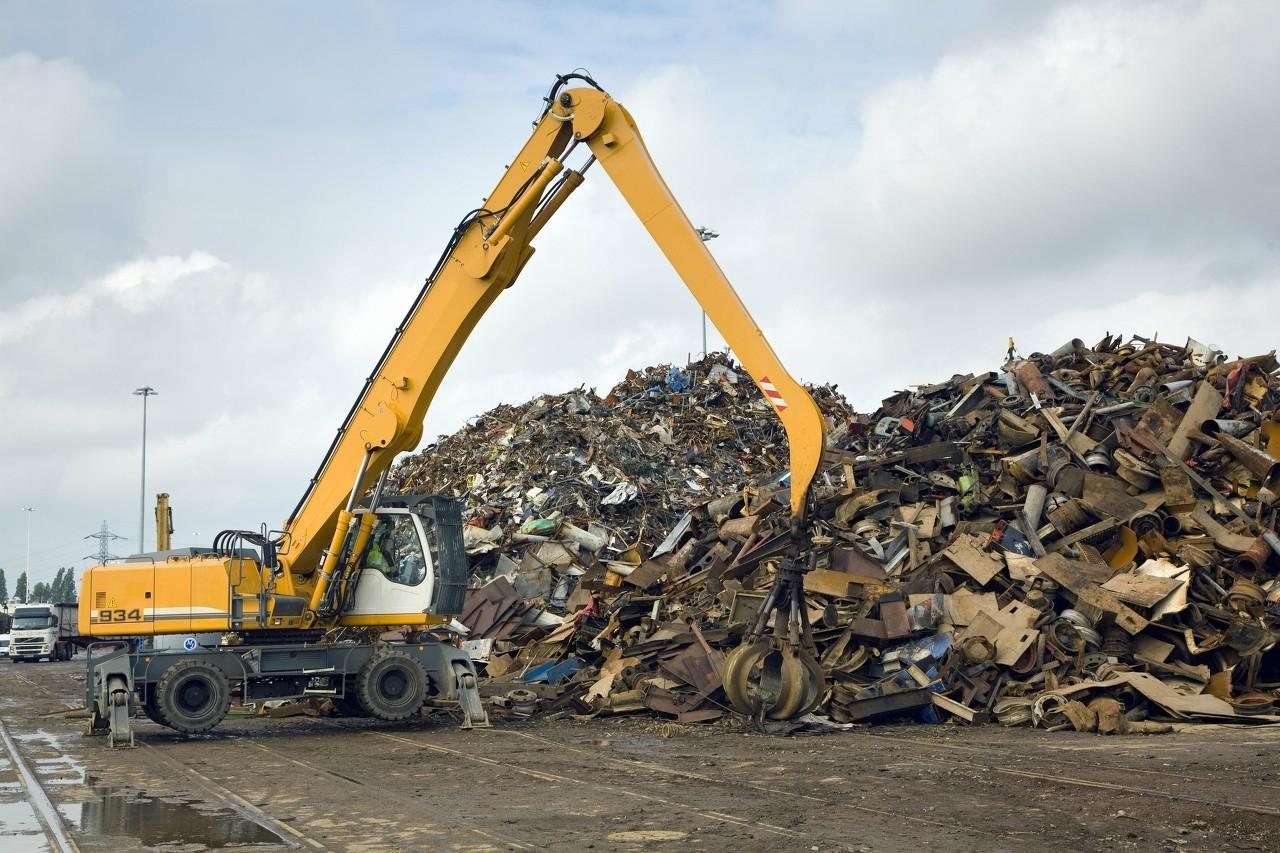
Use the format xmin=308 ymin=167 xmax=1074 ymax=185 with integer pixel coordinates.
xmin=22 ymin=506 xmax=34 ymax=576
xmin=695 ymin=226 xmax=719 ymax=360
xmin=133 ymin=386 xmax=158 ymax=553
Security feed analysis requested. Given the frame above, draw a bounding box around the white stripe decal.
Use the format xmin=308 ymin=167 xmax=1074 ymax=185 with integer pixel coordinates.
xmin=145 ymin=606 xmax=226 ymax=615
xmin=90 ymin=612 xmax=230 ymax=623
xmin=759 ymin=375 xmax=789 ymax=410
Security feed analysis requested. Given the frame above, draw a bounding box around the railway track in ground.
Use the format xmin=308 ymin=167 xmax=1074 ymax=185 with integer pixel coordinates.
xmin=3 ymin=659 xmax=311 ymax=852
xmin=4 ymin=663 xmax=85 ymax=702
xmin=0 ymin=660 xmax=87 ymax=852
xmin=239 ymin=736 xmax=537 ymax=851
xmin=0 ymin=716 xmax=79 ymax=853
xmin=134 ymin=715 xmax=815 ymax=850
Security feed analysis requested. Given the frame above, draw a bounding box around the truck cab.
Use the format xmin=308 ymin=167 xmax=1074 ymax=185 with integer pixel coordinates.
xmin=11 ymin=603 xmax=77 ymax=662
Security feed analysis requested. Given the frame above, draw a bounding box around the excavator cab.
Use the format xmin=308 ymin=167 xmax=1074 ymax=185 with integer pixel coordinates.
xmin=334 ymin=495 xmax=468 ymax=626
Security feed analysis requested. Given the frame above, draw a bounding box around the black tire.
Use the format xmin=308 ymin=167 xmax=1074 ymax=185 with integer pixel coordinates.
xmin=356 ymin=651 xmax=427 ymax=721
xmin=142 ymin=688 xmax=171 ymax=726
xmin=154 ymin=660 xmax=231 ymax=734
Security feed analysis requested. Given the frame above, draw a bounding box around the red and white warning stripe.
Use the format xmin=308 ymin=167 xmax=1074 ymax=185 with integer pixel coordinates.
xmin=759 ymin=376 xmax=789 ymax=410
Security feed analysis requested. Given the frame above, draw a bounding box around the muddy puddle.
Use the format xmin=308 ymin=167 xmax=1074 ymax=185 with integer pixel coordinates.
xmin=13 ymin=731 xmax=86 ymax=787
xmin=0 ymin=754 xmax=22 ymax=792
xmin=63 ymin=780 xmax=283 ymax=850
xmin=4 ymin=726 xmax=281 ymax=850
xmin=0 ymin=800 xmax=49 ymax=852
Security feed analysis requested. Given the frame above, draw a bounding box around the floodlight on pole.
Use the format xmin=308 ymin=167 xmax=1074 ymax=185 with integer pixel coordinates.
xmin=133 ymin=386 xmax=158 ymax=553
xmin=695 ymin=226 xmax=719 ymax=359
xmin=21 ymin=506 xmax=34 ymax=576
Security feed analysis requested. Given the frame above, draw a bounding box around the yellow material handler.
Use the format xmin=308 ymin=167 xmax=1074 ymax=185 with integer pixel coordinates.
xmin=80 ymin=73 xmax=827 ymax=747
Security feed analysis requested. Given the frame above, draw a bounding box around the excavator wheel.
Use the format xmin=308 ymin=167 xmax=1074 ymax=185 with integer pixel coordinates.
xmin=142 ymin=688 xmax=171 ymax=727
xmin=153 ymin=660 xmax=231 ymax=734
xmin=356 ymin=651 xmax=427 ymax=721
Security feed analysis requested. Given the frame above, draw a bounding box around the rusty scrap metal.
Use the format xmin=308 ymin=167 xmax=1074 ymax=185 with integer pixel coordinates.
xmin=386 ymin=336 xmax=1280 ymax=728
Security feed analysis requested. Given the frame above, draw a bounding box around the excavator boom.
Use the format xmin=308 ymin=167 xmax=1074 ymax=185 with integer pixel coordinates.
xmin=281 ymin=78 xmax=825 ymax=588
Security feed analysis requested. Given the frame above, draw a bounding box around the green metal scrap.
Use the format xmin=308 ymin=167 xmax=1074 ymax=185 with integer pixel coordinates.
xmin=957 ymin=454 xmax=984 ymax=516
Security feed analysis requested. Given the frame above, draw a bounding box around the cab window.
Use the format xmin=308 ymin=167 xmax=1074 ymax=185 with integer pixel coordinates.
xmin=361 ymin=514 xmax=428 ymax=586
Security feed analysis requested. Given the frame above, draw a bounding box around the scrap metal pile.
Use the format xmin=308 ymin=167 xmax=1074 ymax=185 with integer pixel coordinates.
xmin=394 ymin=338 xmax=1280 ymax=730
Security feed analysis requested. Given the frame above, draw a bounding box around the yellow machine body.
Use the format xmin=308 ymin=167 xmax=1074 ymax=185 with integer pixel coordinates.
xmin=80 ymin=556 xmax=274 ymax=636
xmin=79 ymin=554 xmax=453 ymax=637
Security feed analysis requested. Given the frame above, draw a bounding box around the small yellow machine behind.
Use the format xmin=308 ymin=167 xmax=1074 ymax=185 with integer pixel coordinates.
xmin=80 ymin=73 xmax=828 ymax=747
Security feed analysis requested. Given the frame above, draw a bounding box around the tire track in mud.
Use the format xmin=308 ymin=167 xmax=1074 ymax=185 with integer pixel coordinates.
xmin=344 ymin=723 xmax=808 ymax=841
xmin=846 ymin=731 xmax=1280 ymax=817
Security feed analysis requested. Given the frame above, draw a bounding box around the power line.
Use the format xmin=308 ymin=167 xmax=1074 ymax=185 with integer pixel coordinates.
xmin=23 ymin=562 xmax=90 ymax=583
xmin=0 ymin=539 xmax=90 ymax=566
xmin=84 ymin=521 xmax=126 ymax=563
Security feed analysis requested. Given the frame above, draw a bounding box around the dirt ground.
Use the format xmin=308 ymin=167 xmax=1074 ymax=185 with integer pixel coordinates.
xmin=1 ymin=657 xmax=1278 ymax=852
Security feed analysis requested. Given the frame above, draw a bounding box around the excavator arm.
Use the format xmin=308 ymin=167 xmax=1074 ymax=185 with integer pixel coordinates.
xmin=274 ymin=74 xmax=828 ymax=717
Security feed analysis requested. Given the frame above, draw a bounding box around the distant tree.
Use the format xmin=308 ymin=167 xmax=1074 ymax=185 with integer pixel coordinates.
xmin=14 ymin=571 xmax=27 ymax=603
xmin=55 ymin=567 xmax=74 ymax=602
xmin=51 ymin=568 xmax=65 ymax=602
xmin=0 ymin=568 xmax=7 ymax=606
xmin=30 ymin=581 xmax=49 ymax=603
xmin=63 ymin=570 xmax=77 ymax=604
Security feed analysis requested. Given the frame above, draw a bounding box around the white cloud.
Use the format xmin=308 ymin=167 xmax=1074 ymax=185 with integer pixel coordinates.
xmin=0 ymin=52 xmax=141 ymax=298
xmin=0 ymin=287 xmax=95 ymax=345
xmin=0 ymin=53 xmax=119 ymax=222
xmin=826 ymin=0 xmax=1280 ymax=286
xmin=674 ymin=0 xmax=1280 ymax=410
xmin=1035 ymin=257 xmax=1280 ymax=361
xmin=100 ymin=252 xmax=226 ymax=310
xmin=0 ymin=251 xmax=228 ymax=342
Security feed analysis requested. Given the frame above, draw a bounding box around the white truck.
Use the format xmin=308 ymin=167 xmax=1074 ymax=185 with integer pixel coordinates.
xmin=10 ymin=603 xmax=79 ymax=662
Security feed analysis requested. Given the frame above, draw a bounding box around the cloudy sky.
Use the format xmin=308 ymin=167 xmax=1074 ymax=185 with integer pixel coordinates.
xmin=2 ymin=1 xmax=1278 ymax=588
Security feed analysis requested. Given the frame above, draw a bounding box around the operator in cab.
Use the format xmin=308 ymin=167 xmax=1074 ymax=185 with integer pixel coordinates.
xmin=363 ymin=518 xmax=426 ymax=585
